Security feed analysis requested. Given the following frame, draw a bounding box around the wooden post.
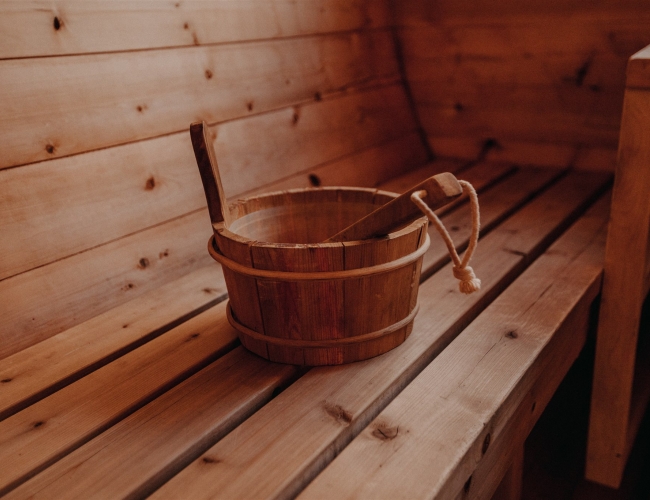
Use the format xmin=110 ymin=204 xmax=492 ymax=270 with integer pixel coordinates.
xmin=586 ymin=45 xmax=650 ymax=488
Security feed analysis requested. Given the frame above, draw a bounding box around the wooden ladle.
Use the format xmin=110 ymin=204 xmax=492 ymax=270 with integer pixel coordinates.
xmin=190 ymin=121 xmax=463 ymax=242
xmin=324 ymin=173 xmax=462 ymax=242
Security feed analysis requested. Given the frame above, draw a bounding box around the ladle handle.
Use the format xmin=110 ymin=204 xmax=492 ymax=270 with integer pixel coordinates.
xmin=325 ymin=172 xmax=462 ymax=242
xmin=190 ymin=121 xmax=231 ymax=230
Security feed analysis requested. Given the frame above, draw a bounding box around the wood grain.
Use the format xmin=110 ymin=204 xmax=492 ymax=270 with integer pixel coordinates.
xmin=395 ymin=5 xmax=650 ymax=170
xmin=7 ymin=348 xmax=297 ymax=500
xmin=586 ymin=87 xmax=650 ymax=487
xmin=299 ymin=195 xmax=609 ymax=500
xmin=0 ymin=83 xmax=413 ymax=282
xmin=0 ymin=301 xmax=238 ymax=496
xmin=429 ymin=136 xmax=618 ymax=171
xmin=0 ymin=265 xmax=226 ymax=421
xmin=0 ymin=30 xmax=398 ymax=169
xmin=0 ymin=210 xmax=213 ymax=359
xmin=214 ymin=83 xmax=413 ymax=197
xmin=150 ymin=171 xmax=609 ymax=500
xmin=0 ymin=158 xmax=511 ymax=497
xmin=250 ymin=133 xmax=431 ymax=196
xmin=190 ymin=121 xmax=231 ymax=230
xmin=0 ymin=0 xmax=391 ymax=59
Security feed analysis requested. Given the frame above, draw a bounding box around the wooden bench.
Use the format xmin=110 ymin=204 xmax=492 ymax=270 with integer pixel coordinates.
xmin=1 ymin=2 xmax=648 ymax=498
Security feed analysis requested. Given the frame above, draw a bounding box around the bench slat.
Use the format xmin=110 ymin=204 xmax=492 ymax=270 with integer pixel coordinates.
xmin=6 ymin=347 xmax=297 ymax=500
xmin=149 ymin=171 xmax=609 ymax=500
xmin=4 ymin=162 xmax=541 ymax=497
xmin=0 ymin=301 xmax=238 ymax=496
xmin=0 ymin=82 xmax=411 ymax=282
xmin=300 ymin=194 xmax=609 ymax=500
xmin=0 ymin=1 xmax=391 ymax=59
xmin=0 ymin=30 xmax=398 ymax=170
xmin=377 ymin=159 xmax=513 ymax=196
xmin=420 ymin=166 xmax=562 ymax=277
xmin=0 ymin=265 xmax=226 ymax=420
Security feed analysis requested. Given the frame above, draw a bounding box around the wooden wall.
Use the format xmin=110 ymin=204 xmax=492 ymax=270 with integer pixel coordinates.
xmin=395 ymin=0 xmax=650 ymax=170
xmin=3 ymin=0 xmax=648 ymax=359
xmin=0 ymin=1 xmax=429 ymax=359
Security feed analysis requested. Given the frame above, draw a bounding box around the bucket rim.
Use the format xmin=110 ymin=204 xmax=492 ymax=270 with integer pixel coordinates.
xmin=218 ymin=186 xmax=426 ymax=249
xmin=208 ymin=232 xmax=431 ymax=281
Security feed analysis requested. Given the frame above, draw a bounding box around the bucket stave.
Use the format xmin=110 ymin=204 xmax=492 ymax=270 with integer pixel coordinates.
xmin=209 ymin=187 xmax=429 ymax=366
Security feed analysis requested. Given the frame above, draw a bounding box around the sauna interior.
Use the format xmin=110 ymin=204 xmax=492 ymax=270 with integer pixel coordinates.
xmin=1 ymin=1 xmax=650 ymax=498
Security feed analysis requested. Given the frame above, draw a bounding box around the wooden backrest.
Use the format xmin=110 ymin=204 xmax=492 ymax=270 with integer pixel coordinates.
xmin=0 ymin=1 xmax=430 ymax=359
xmin=395 ymin=0 xmax=650 ymax=170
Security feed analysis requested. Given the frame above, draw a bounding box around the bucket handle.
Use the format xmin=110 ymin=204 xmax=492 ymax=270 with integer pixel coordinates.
xmin=411 ymin=180 xmax=481 ymax=294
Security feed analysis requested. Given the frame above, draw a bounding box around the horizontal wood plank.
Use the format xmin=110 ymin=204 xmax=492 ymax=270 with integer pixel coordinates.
xmin=0 ymin=210 xmax=214 ymax=359
xmin=214 ymin=83 xmax=413 ymax=198
xmin=429 ymin=136 xmax=618 ymax=171
xmin=249 ymin=132 xmax=431 ymax=196
xmin=0 ymin=82 xmax=413 ymax=281
xmin=418 ymin=104 xmax=621 ymax=150
xmin=0 ymin=302 xmax=239 ymax=495
xmin=0 ymin=265 xmax=227 ymax=421
xmin=0 ymin=0 xmax=391 ymax=59
xmin=6 ymin=347 xmax=297 ymax=500
xmin=149 ymin=171 xmax=610 ymax=500
xmin=301 ymin=194 xmax=609 ymax=499
xmin=0 ymin=30 xmax=398 ymax=169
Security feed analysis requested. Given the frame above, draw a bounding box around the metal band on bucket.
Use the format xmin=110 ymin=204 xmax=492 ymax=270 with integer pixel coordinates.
xmin=226 ymin=301 xmax=420 ymax=348
xmin=208 ymin=233 xmax=430 ymax=281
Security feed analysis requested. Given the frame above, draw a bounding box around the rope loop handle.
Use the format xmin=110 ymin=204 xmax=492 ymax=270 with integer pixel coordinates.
xmin=411 ymin=180 xmax=481 ymax=294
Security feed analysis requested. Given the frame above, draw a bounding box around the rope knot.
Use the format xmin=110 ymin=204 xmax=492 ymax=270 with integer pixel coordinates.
xmin=452 ymin=265 xmax=481 ymax=294
xmin=411 ymin=179 xmax=481 ymax=294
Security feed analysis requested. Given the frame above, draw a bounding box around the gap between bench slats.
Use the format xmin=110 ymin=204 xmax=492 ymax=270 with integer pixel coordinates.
xmin=0 ymin=1 xmax=391 ymax=59
xmin=5 ymin=169 xmax=608 ymax=498
xmin=148 ymin=171 xmax=609 ymax=500
xmin=0 ymin=163 xmax=558 ymax=496
xmin=300 ymin=194 xmax=610 ymax=500
xmin=0 ymin=159 xmax=510 ymax=420
xmin=0 ymin=30 xmax=398 ymax=170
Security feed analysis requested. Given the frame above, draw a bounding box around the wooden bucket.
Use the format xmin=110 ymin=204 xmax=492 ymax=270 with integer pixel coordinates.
xmin=208 ymin=187 xmax=430 ymax=366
